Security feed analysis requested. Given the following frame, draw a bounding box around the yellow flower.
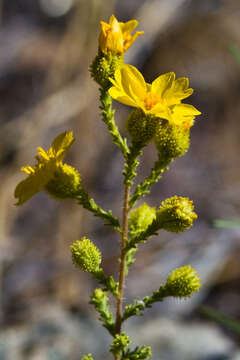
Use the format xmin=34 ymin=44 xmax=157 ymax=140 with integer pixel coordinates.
xmin=14 ymin=131 xmax=75 ymax=205
xmin=109 ymin=64 xmax=201 ymax=128
xmin=99 ymin=15 xmax=144 ymax=55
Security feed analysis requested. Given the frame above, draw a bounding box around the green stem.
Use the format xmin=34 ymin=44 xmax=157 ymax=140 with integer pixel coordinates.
xmin=123 ymin=145 xmax=142 ymax=186
xmin=115 ymin=184 xmax=130 ymax=339
xmin=100 ymin=88 xmax=129 ymax=159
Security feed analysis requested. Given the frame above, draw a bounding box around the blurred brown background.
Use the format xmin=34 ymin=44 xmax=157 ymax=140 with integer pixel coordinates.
xmin=0 ymin=0 xmax=240 ymax=359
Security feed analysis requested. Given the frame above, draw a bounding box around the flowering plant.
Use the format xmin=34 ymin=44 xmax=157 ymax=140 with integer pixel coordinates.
xmin=15 ymin=14 xmax=201 ymax=360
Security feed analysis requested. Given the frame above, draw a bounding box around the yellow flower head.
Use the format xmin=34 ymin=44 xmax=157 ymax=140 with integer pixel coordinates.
xmin=109 ymin=64 xmax=201 ymax=128
xmin=99 ymin=15 xmax=144 ymax=55
xmin=14 ymin=131 xmax=75 ymax=205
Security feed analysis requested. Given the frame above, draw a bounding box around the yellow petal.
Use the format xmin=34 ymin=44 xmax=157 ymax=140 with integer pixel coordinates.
xmin=109 ymin=14 xmax=117 ymax=25
xmin=151 ymin=72 xmax=175 ymax=98
xmin=109 ymin=65 xmax=147 ymax=107
xmin=120 ymin=19 xmax=138 ymax=34
xmin=14 ymin=164 xmax=54 ymax=205
xmin=109 ymin=86 xmax=138 ymax=107
xmin=150 ymin=103 xmax=172 ymax=120
xmin=123 ymin=31 xmax=144 ymax=52
xmin=169 ymin=104 xmax=201 ymax=128
xmin=99 ymin=21 xmax=110 ymax=36
xmin=163 ymin=77 xmax=194 ymax=105
xmin=51 ymin=131 xmax=75 ymax=162
xmin=120 ymin=65 xmax=146 ymax=99
xmin=173 ymin=103 xmax=201 ymax=115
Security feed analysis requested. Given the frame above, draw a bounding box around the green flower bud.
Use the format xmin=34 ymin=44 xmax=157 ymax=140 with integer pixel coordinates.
xmin=129 ymin=203 xmax=156 ymax=237
xmin=157 ymin=196 xmax=197 ymax=233
xmin=154 ymin=121 xmax=190 ymax=161
xmin=126 ymin=109 xmax=159 ymax=147
xmin=71 ymin=237 xmax=102 ymax=273
xmin=90 ymin=53 xmax=123 ymax=89
xmin=93 ymin=288 xmax=105 ymax=300
xmin=110 ymin=332 xmax=131 ymax=357
xmin=165 ymin=265 xmax=201 ymax=298
xmin=82 ymin=355 xmax=94 ymax=360
xmin=45 ymin=164 xmax=81 ymax=199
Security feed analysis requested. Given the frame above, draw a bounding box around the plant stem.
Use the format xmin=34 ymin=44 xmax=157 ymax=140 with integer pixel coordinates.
xmin=115 ymin=184 xmax=130 ymax=337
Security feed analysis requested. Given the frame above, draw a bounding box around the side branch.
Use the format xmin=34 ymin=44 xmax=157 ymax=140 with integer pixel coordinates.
xmin=76 ymin=188 xmax=121 ymax=231
xmin=122 ymin=286 xmax=168 ymax=322
xmin=129 ymin=158 xmax=171 ymax=209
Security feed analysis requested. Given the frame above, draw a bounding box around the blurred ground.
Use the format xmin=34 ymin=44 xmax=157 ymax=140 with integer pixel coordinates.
xmin=0 ymin=0 xmax=240 ymax=359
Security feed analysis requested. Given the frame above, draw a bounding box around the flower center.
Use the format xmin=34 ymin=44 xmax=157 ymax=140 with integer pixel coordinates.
xmin=143 ymin=92 xmax=161 ymax=110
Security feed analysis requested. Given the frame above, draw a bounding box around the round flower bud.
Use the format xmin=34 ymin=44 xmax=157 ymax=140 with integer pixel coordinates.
xmin=157 ymin=196 xmax=197 ymax=233
xmin=45 ymin=164 xmax=81 ymax=199
xmin=90 ymin=53 xmax=123 ymax=89
xmin=71 ymin=237 xmax=102 ymax=273
xmin=126 ymin=109 xmax=159 ymax=147
xmin=165 ymin=265 xmax=201 ymax=298
xmin=154 ymin=121 xmax=190 ymax=161
xmin=93 ymin=288 xmax=105 ymax=300
xmin=129 ymin=203 xmax=156 ymax=237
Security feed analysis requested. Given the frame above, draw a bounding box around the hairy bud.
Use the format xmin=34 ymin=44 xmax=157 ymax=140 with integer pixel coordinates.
xmin=154 ymin=121 xmax=190 ymax=161
xmin=71 ymin=237 xmax=102 ymax=273
xmin=129 ymin=203 xmax=156 ymax=237
xmin=90 ymin=53 xmax=123 ymax=89
xmin=156 ymin=196 xmax=197 ymax=233
xmin=126 ymin=109 xmax=159 ymax=147
xmin=165 ymin=265 xmax=201 ymax=298
xmin=46 ymin=164 xmax=81 ymax=199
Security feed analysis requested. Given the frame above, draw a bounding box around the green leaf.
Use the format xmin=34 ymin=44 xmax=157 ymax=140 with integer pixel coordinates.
xmin=213 ymin=219 xmax=240 ymax=229
xmin=200 ymin=306 xmax=240 ymax=335
xmin=229 ymin=45 xmax=240 ymax=65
